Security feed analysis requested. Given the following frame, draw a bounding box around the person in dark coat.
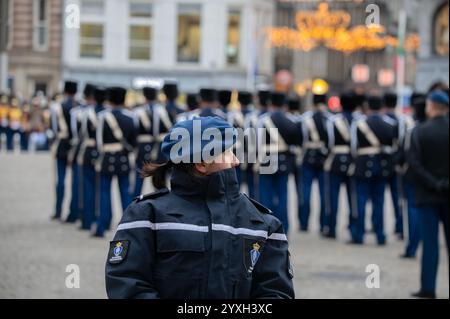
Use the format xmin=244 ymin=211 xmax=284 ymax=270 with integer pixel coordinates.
xmin=105 ymin=116 xmax=295 ymax=299
xmin=409 ymin=91 xmax=449 ymax=299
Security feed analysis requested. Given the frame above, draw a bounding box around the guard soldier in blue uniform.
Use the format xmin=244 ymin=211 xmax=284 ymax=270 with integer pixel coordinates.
xmin=133 ymin=86 xmax=159 ymax=197
xmin=94 ymin=87 xmax=137 ymax=238
xmin=163 ymin=82 xmax=184 ymax=123
xmin=300 ymin=94 xmax=331 ymax=233
xmin=409 ymin=91 xmax=449 ymax=299
xmin=198 ymin=88 xmax=227 ymax=119
xmin=105 ymin=116 xmax=295 ymax=299
xmin=323 ymin=92 xmax=358 ymax=239
xmin=176 ymin=93 xmax=199 ymax=123
xmin=66 ymin=84 xmax=96 ymax=223
xmin=286 ymin=97 xmax=304 ymax=227
xmin=231 ymin=91 xmax=253 ymax=194
xmin=383 ymin=92 xmax=404 ymax=239
xmin=350 ymin=95 xmax=397 ymax=245
xmin=50 ymin=81 xmax=78 ymax=220
xmin=242 ymin=90 xmax=271 ymax=200
xmin=218 ymin=89 xmax=232 ymax=114
xmin=78 ymin=86 xmax=106 ymax=230
xmin=257 ymin=92 xmax=301 ymax=233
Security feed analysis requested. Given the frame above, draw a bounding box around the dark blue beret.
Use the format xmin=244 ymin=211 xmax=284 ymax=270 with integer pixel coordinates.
xmin=161 ymin=117 xmax=237 ymax=163
xmin=428 ymin=90 xmax=449 ymax=106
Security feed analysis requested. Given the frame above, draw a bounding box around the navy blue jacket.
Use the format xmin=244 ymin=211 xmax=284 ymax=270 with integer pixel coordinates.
xmin=302 ymin=110 xmax=330 ymax=170
xmin=352 ymin=113 xmax=397 ymax=179
xmin=52 ymin=97 xmax=76 ymax=160
xmin=81 ymin=103 xmax=104 ymax=168
xmin=97 ymin=108 xmax=137 ymax=176
xmin=326 ymin=112 xmax=356 ymax=176
xmin=105 ymin=168 xmax=295 ymax=299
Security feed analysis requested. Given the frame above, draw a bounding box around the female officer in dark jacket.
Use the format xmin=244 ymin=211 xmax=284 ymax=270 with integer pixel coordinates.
xmin=105 ymin=117 xmax=295 ymax=299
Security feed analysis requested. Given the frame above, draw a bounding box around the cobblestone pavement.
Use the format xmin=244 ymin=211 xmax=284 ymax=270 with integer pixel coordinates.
xmin=0 ymin=153 xmax=448 ymax=299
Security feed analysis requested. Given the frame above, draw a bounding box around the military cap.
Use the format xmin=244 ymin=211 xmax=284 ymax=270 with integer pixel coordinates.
xmin=383 ymin=93 xmax=397 ymax=109
xmin=258 ymin=90 xmax=271 ymax=107
xmin=83 ymin=83 xmax=97 ymax=99
xmin=143 ymin=87 xmax=158 ymax=101
xmin=163 ymin=83 xmax=179 ymax=100
xmin=340 ymin=92 xmax=356 ymax=112
xmin=107 ymin=87 xmax=127 ymax=105
xmin=271 ymin=92 xmax=286 ymax=108
xmin=218 ymin=90 xmax=232 ymax=107
xmin=64 ymin=81 xmax=78 ymax=95
xmin=313 ymin=94 xmax=327 ymax=106
xmin=288 ymin=97 xmax=301 ymax=111
xmin=186 ymin=93 xmax=198 ymax=111
xmin=238 ymin=91 xmax=253 ymax=106
xmin=367 ymin=95 xmax=382 ymax=111
xmin=199 ymin=88 xmax=217 ymax=103
xmin=94 ymin=87 xmax=107 ymax=105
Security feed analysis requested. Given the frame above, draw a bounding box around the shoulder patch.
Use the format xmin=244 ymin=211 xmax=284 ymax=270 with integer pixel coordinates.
xmin=108 ymin=240 xmax=130 ymax=265
xmin=243 ymin=193 xmax=272 ymax=214
xmin=134 ymin=188 xmax=170 ymax=202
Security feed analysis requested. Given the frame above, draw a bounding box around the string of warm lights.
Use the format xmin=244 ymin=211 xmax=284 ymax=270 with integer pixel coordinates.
xmin=266 ymin=3 xmax=420 ymax=53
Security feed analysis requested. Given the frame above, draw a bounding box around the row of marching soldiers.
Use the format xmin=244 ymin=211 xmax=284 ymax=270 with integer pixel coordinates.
xmin=49 ymin=79 xmax=440 ymax=256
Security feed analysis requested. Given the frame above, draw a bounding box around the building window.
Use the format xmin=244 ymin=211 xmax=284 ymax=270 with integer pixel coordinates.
xmin=129 ymin=25 xmax=152 ymax=60
xmin=81 ymin=0 xmax=104 ymax=15
xmin=0 ymin=0 xmax=12 ymax=50
xmin=129 ymin=0 xmax=153 ymax=61
xmin=434 ymin=2 xmax=449 ymax=56
xmin=227 ymin=9 xmax=241 ymax=65
xmin=33 ymin=0 xmax=49 ymax=51
xmin=80 ymin=24 xmax=104 ymax=58
xmin=177 ymin=4 xmax=201 ymax=63
xmin=130 ymin=0 xmax=153 ymax=18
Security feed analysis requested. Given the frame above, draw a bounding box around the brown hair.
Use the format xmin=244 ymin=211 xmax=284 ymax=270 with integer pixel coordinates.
xmin=140 ymin=161 xmax=197 ymax=189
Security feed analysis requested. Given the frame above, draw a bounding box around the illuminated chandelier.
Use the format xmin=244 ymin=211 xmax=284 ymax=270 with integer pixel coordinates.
xmin=266 ymin=2 xmax=420 ymax=53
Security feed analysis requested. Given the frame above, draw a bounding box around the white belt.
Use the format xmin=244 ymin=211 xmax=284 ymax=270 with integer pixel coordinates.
xmin=357 ymin=147 xmax=380 ymax=156
xmin=305 ymin=141 xmax=325 ymax=149
xmin=357 ymin=146 xmax=393 ymax=156
xmin=332 ymin=145 xmax=351 ymax=154
xmin=260 ymin=144 xmax=289 ymax=153
xmin=324 ymin=145 xmax=351 ymax=171
xmin=57 ymin=132 xmax=68 ymax=139
xmin=103 ymin=143 xmax=123 ymax=153
xmin=84 ymin=138 xmax=96 ymax=147
xmin=137 ymin=135 xmax=154 ymax=143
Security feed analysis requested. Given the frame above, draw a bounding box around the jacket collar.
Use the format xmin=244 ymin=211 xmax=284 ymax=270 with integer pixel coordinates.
xmin=170 ymin=167 xmax=240 ymax=199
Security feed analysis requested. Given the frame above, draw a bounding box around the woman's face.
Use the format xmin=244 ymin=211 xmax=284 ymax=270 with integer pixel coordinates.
xmin=195 ymin=149 xmax=240 ymax=175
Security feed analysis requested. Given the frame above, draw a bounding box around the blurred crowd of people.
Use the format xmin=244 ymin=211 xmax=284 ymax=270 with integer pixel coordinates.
xmin=0 ymin=93 xmax=53 ymax=152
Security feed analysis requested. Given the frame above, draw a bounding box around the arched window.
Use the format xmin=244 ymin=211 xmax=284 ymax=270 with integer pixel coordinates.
xmin=434 ymin=2 xmax=449 ymax=56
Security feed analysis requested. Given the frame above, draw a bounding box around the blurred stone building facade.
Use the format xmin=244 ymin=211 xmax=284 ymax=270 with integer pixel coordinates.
xmin=62 ymin=0 xmax=274 ymax=93
xmin=7 ymin=0 xmax=63 ymax=98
